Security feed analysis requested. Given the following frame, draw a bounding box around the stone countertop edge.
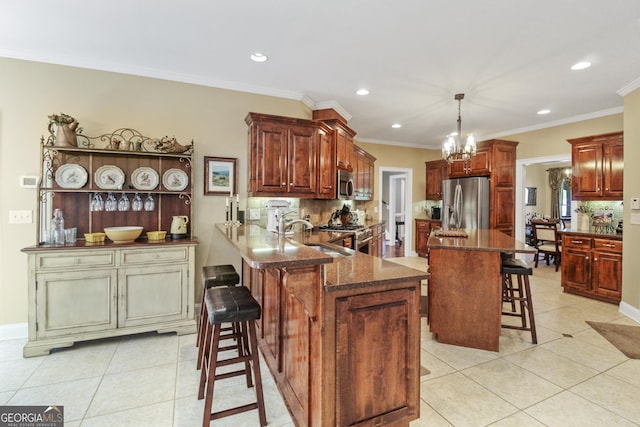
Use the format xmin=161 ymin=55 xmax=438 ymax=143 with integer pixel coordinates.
xmin=427 ymin=228 xmax=537 ymax=254
xmin=216 ymin=224 xmax=429 ymax=289
xmin=559 ymin=228 xmax=622 ymax=240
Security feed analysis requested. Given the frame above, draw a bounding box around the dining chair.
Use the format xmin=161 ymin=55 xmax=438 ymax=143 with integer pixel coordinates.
xmin=531 ymin=219 xmax=562 ymax=271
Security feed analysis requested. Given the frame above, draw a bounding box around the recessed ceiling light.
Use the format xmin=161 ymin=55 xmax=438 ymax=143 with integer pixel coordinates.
xmin=356 ymin=89 xmax=370 ymax=96
xmin=571 ymin=61 xmax=591 ymax=71
xmin=250 ymin=53 xmax=268 ymax=63
xmin=391 ymin=123 xmax=402 ymax=129
xmin=537 ymin=109 xmax=551 ymax=115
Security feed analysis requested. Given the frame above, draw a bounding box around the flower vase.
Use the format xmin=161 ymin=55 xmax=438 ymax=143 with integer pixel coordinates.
xmin=577 ymin=213 xmax=590 ymax=231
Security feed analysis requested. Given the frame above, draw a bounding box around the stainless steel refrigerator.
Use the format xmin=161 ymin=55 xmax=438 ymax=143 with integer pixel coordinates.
xmin=442 ymin=177 xmax=490 ymax=229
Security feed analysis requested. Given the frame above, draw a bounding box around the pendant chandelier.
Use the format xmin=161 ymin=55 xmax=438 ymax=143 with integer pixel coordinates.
xmin=442 ymin=93 xmax=476 ymax=163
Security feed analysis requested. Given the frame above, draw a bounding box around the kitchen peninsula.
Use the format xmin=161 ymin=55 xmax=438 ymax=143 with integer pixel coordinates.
xmin=427 ymin=229 xmax=536 ymax=352
xmin=216 ymin=224 xmax=428 ymax=427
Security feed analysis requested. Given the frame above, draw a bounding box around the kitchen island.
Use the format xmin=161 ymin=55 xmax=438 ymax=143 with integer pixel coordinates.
xmin=427 ymin=229 xmax=536 ymax=352
xmin=216 ymin=224 xmax=428 ymax=427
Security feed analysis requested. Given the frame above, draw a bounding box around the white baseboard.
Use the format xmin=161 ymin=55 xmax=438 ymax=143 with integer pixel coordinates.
xmin=619 ymin=302 xmax=640 ymax=324
xmin=0 ymin=323 xmax=28 ymax=341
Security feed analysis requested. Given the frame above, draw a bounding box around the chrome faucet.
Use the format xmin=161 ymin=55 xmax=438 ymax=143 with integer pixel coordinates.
xmin=277 ymin=210 xmax=313 ymax=234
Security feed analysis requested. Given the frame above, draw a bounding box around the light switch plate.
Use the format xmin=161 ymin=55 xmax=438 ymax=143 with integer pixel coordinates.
xmin=9 ymin=210 xmax=33 ymax=224
xmin=249 ymin=209 xmax=260 ymax=220
xmin=631 ymin=197 xmax=640 ymax=210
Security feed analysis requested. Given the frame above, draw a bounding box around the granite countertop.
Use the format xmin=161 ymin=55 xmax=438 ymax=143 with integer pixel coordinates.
xmin=415 ymin=216 xmax=442 ymax=222
xmin=216 ymin=224 xmax=429 ymax=291
xmin=21 ymin=238 xmax=199 ymax=252
xmin=427 ymin=228 xmax=536 ymax=254
xmin=559 ymin=228 xmax=623 ymax=241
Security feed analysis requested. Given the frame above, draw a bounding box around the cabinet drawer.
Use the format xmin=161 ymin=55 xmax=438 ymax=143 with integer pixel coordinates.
xmin=36 ymin=251 xmax=116 ymax=270
xmin=120 ymin=247 xmax=189 ymax=265
xmin=416 ymin=220 xmax=429 ymax=229
xmin=593 ymin=238 xmax=622 ymax=253
xmin=562 ymin=236 xmax=592 ymax=250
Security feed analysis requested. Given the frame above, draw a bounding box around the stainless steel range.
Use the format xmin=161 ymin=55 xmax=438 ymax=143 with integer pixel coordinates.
xmin=317 ymin=224 xmax=372 ymax=252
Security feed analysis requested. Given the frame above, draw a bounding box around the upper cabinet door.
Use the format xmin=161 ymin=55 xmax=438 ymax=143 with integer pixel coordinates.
xmin=316 ymin=127 xmax=336 ymax=199
xmin=603 ymin=136 xmax=624 ymax=199
xmin=569 ymin=132 xmax=622 ymax=201
xmin=288 ymin=124 xmax=317 ymax=194
xmin=254 ymin=121 xmax=289 ymax=193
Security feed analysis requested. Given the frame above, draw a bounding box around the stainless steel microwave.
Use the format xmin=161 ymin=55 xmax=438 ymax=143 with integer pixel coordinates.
xmin=337 ymin=170 xmax=354 ymax=200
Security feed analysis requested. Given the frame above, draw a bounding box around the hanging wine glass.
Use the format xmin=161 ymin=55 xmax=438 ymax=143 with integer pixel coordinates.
xmin=132 ymin=194 xmax=143 ymax=211
xmin=90 ymin=193 xmax=104 ymax=211
xmin=105 ymin=192 xmax=117 ymax=211
xmin=118 ymin=193 xmax=130 ymax=211
xmin=144 ymin=193 xmax=155 ymax=211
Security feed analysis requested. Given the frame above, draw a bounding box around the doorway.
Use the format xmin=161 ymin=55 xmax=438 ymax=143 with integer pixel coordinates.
xmin=515 ymin=154 xmax=571 ymax=244
xmin=379 ymin=167 xmax=413 ymax=257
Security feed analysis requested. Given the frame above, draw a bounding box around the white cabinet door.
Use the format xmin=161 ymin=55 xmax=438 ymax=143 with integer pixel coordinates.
xmin=118 ymin=263 xmax=189 ymax=327
xmin=36 ymin=269 xmax=118 ymax=338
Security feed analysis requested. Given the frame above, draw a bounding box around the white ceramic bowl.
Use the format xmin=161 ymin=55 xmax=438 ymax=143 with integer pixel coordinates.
xmin=104 ymin=226 xmax=143 ymax=243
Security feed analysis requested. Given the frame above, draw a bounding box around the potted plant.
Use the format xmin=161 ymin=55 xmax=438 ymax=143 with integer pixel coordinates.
xmin=48 ymin=113 xmax=82 ymax=147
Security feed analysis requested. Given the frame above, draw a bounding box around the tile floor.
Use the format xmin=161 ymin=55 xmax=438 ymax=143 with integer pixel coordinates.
xmin=1 ymin=256 xmax=639 ymax=426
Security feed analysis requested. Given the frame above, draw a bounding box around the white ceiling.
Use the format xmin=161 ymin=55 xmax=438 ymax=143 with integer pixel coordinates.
xmin=2 ymin=1 xmax=640 ymax=149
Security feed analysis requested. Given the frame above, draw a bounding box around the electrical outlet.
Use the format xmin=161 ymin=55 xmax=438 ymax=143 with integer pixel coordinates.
xmin=249 ymin=209 xmax=260 ymax=220
xmin=9 ymin=210 xmax=33 ymax=224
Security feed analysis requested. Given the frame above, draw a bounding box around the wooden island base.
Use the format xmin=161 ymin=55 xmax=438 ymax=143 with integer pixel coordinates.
xmin=217 ymin=224 xmax=428 ymax=427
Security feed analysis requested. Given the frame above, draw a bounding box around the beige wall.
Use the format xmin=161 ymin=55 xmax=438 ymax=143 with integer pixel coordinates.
xmin=622 ymin=89 xmax=640 ymax=309
xmin=1 ymin=57 xmax=638 ymax=329
xmin=0 ymin=58 xmax=311 ymax=326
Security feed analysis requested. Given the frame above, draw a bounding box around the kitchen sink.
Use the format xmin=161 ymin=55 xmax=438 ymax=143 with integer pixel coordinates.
xmin=305 ymin=244 xmax=354 ymax=258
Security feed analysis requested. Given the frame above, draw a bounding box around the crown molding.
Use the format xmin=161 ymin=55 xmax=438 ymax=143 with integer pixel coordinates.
xmin=312 ymin=101 xmax=352 ymax=122
xmin=618 ymin=76 xmax=640 ymax=96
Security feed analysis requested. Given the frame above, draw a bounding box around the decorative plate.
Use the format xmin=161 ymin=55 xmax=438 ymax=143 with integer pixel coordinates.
xmin=55 ymin=164 xmax=88 ymax=189
xmin=94 ymin=165 xmax=125 ymax=190
xmin=131 ymin=167 xmax=159 ymax=190
xmin=162 ymin=168 xmax=189 ymax=191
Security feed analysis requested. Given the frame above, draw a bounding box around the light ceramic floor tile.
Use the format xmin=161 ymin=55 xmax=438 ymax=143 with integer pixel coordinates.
xmin=23 ymin=345 xmax=114 ymax=388
xmin=540 ymin=336 xmax=628 ymax=371
xmin=0 ymin=391 xmax=15 ymax=405
xmin=177 ymin=333 xmax=197 ymax=362
xmin=8 ymin=377 xmax=100 ymax=422
xmin=488 ymin=411 xmax=547 ymax=426
xmin=505 ymin=346 xmax=598 ymax=389
xmin=570 ymin=373 xmax=640 ymax=423
xmin=419 ymin=349 xmax=455 ymax=381
xmin=462 ymin=359 xmax=562 ymax=409
xmin=534 ymin=306 xmax=599 ymax=335
xmin=87 ymin=363 xmax=176 ymax=417
xmin=175 ymin=360 xmax=201 ymax=399
xmin=0 ymin=357 xmax=44 ymax=392
xmin=421 ymin=339 xmax=499 ymax=370
xmin=64 ymin=421 xmax=81 ymax=427
xmin=173 ymin=395 xmax=204 ymax=427
xmin=421 ymin=372 xmax=517 ymax=426
xmin=0 ymin=338 xmax=28 ymax=361
xmin=106 ymin=333 xmax=179 ymax=374
xmin=571 ymin=326 xmax=622 ymax=352
xmin=525 ymin=390 xmax=639 ymax=427
xmin=81 ymin=400 xmax=174 ymax=427
xmin=410 ymin=400 xmax=452 ymax=426
xmin=605 ymin=359 xmax=640 ymax=388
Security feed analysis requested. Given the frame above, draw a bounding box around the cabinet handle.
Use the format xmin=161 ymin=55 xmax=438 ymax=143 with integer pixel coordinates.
xmin=282 ymin=182 xmax=286 ymax=185
xmin=585 ymin=256 xmax=589 ymax=260
xmin=602 ymin=243 xmax=616 ymax=248
xmin=594 ymin=257 xmax=598 ymax=261
xmin=571 ymin=240 xmax=583 ymax=244
xmin=289 ymin=183 xmax=293 ymax=186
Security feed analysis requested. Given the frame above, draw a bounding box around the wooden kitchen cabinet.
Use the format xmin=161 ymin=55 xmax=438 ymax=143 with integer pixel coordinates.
xmin=561 ymin=233 xmax=622 ymax=304
xmin=22 ymin=243 xmax=197 ymax=357
xmin=246 ymin=112 xmax=335 ymax=199
xmin=415 ymin=219 xmax=440 ymax=258
xmin=247 ymin=262 xmax=419 ymax=427
xmin=425 ymin=160 xmax=447 ymax=200
xmin=447 ymin=146 xmax=490 ymax=178
xmin=354 ymin=144 xmax=376 ymax=201
xmin=312 ymin=108 xmax=357 ymax=172
xmin=568 ymin=132 xmax=623 ymax=200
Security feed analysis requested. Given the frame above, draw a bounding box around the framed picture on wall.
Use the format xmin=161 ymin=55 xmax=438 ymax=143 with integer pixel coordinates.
xmin=204 ymin=156 xmax=237 ymax=195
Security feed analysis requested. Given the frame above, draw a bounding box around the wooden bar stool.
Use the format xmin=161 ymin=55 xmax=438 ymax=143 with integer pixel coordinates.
xmin=196 ymin=265 xmax=240 ymax=370
xmin=199 ymin=286 xmax=266 ymax=426
xmin=501 ymin=257 xmax=537 ymax=344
